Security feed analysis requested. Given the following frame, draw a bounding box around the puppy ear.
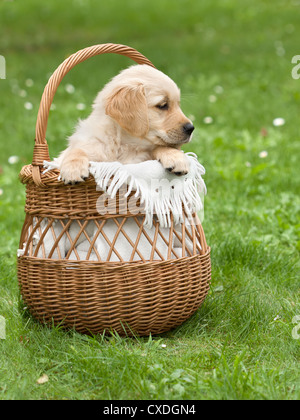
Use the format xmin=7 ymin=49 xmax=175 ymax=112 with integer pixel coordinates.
xmin=105 ymin=84 xmax=149 ymax=138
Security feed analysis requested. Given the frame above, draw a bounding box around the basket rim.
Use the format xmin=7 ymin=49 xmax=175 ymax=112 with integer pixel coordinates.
xmin=19 ymin=164 xmax=90 ymax=186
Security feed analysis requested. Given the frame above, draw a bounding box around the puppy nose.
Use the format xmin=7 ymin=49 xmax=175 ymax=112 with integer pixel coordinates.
xmin=183 ymin=122 xmax=195 ymax=136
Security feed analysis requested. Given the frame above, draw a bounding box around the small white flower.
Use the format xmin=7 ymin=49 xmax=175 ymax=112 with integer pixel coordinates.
xmin=208 ymin=94 xmax=217 ymax=103
xmin=25 ymin=78 xmax=34 ymax=87
xmin=24 ymin=102 xmax=33 ymax=110
xmin=8 ymin=155 xmax=19 ymax=164
xmin=0 ymin=188 xmax=3 ymax=196
xmin=273 ymin=315 xmax=281 ymax=321
xmin=36 ymin=374 xmax=49 ymax=385
xmin=161 ymin=344 xmax=167 ymax=348
xmin=276 ymin=47 xmax=285 ymax=57
xmin=214 ymin=85 xmax=224 ymax=94
xmin=259 ymin=151 xmax=268 ymax=158
xmin=65 ymin=83 xmax=75 ymax=94
xmin=274 ymin=41 xmax=285 ymax=56
xmin=18 ymin=89 xmax=27 ymax=98
xmin=273 ymin=117 xmax=285 ymax=127
xmin=203 ymin=116 xmax=213 ymax=124
xmin=11 ymin=84 xmax=19 ymax=95
xmin=245 ymin=161 xmax=251 ymax=167
xmin=76 ymin=103 xmax=86 ymax=110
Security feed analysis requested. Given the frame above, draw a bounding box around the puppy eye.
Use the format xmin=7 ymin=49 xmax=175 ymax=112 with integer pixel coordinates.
xmin=156 ymin=102 xmax=169 ymax=110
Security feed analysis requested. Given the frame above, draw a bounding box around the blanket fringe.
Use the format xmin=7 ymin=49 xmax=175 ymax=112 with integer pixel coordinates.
xmin=43 ymin=153 xmax=206 ymax=228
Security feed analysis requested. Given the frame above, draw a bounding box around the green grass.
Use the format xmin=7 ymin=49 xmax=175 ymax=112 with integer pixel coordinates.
xmin=0 ymin=0 xmax=299 ymax=400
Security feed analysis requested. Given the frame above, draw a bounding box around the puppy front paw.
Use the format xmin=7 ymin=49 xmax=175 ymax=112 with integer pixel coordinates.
xmin=159 ymin=152 xmax=190 ymax=176
xmin=60 ymin=155 xmax=89 ymax=185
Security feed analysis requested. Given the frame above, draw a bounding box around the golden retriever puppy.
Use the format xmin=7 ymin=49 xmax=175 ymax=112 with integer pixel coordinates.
xmin=58 ymin=64 xmax=194 ymax=184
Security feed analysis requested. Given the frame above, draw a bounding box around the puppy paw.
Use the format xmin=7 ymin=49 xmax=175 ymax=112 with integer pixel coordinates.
xmin=60 ymin=155 xmax=89 ymax=185
xmin=159 ymin=152 xmax=190 ymax=176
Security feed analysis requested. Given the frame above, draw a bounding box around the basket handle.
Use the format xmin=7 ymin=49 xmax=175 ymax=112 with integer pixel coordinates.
xmin=32 ymin=43 xmax=155 ymax=185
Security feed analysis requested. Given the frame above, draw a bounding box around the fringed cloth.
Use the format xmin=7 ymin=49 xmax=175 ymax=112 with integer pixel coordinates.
xmin=43 ymin=152 xmax=206 ymax=228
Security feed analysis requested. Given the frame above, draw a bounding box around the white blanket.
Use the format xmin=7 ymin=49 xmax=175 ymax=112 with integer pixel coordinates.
xmin=19 ymin=154 xmax=206 ymax=261
xmin=44 ymin=152 xmax=206 ymax=228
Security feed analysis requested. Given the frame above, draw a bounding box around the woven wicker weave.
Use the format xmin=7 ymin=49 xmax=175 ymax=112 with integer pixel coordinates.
xmin=17 ymin=44 xmax=211 ymax=336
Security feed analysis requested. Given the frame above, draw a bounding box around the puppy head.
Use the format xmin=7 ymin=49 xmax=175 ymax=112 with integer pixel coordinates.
xmin=105 ymin=83 xmax=149 ymax=138
xmin=103 ymin=65 xmax=194 ymax=145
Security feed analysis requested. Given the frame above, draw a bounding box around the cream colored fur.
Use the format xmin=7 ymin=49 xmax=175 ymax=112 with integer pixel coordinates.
xmin=58 ymin=64 xmax=194 ymax=184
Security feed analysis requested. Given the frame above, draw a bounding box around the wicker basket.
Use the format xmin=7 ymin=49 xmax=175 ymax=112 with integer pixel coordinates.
xmin=17 ymin=43 xmax=211 ymax=336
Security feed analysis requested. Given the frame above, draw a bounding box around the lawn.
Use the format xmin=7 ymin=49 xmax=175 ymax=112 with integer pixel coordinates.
xmin=0 ymin=0 xmax=299 ymax=400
